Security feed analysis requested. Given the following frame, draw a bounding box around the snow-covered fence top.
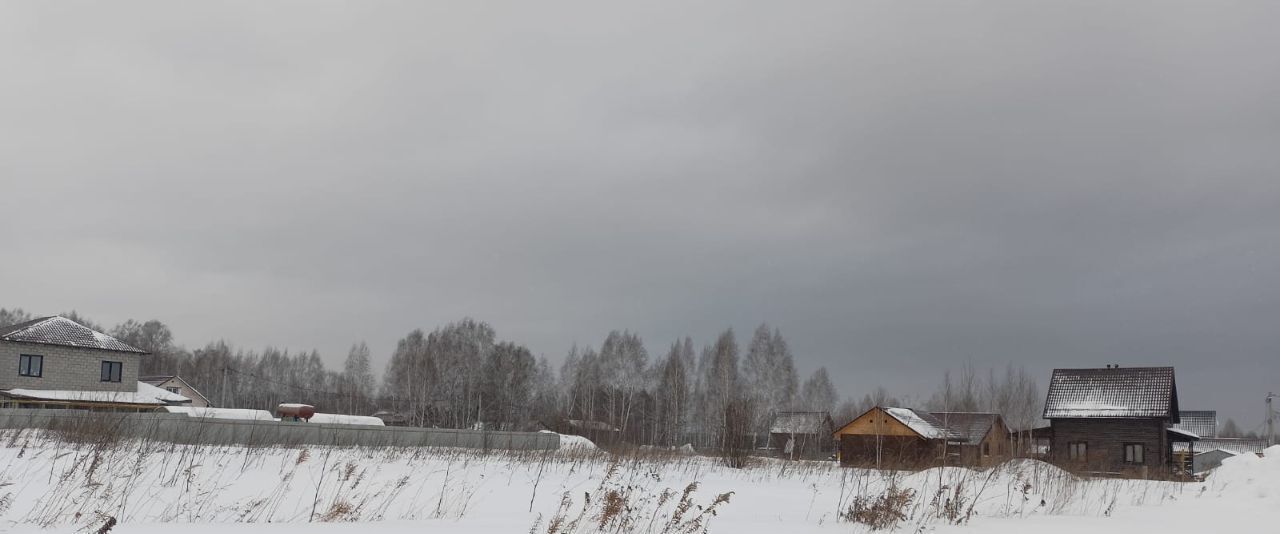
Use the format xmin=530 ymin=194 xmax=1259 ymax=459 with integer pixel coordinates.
xmin=0 ymin=408 xmax=559 ymax=451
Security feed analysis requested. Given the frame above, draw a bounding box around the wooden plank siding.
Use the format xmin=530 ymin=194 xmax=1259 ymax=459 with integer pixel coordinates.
xmin=835 ymin=407 xmax=942 ymax=468
xmin=955 ymin=417 xmax=1011 ymax=467
xmin=1049 ymin=418 xmax=1169 ymax=476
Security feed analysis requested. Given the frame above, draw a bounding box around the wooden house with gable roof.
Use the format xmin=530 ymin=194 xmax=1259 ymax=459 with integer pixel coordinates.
xmin=834 ymin=407 xmax=1011 ymax=468
xmin=833 ymin=407 xmax=962 ymax=467
xmin=1043 ymin=366 xmax=1196 ymax=476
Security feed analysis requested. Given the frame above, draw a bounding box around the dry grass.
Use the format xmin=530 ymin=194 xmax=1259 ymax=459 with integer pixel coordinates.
xmin=0 ymin=421 xmax=1196 ymax=532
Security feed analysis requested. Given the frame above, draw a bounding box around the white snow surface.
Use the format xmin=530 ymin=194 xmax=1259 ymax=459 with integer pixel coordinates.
xmin=0 ymin=432 xmax=1275 ymax=534
xmin=307 ymin=413 xmax=385 ymax=426
xmin=3 ymin=381 xmax=188 ymax=405
xmin=161 ymin=406 xmax=276 ymax=421
xmin=884 ymin=407 xmax=950 ymax=439
xmin=556 ymin=433 xmax=599 ymax=451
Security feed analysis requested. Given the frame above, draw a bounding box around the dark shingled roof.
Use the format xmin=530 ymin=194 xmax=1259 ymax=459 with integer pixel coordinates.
xmin=1043 ymin=367 xmax=1178 ymax=419
xmin=770 ymin=411 xmax=834 ymax=435
xmin=1174 ymin=410 xmax=1218 ymax=439
xmin=930 ymin=412 xmax=1002 ymax=444
xmin=139 ymin=375 xmax=177 ymax=387
xmin=0 ymin=316 xmax=147 ymax=354
xmin=1193 ymin=438 xmax=1268 ymax=456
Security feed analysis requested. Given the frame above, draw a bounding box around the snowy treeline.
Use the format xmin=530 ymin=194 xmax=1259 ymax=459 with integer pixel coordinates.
xmin=0 ymin=307 xmax=1045 ymax=447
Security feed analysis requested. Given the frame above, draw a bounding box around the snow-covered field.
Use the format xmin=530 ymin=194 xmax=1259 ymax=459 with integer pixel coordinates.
xmin=0 ymin=428 xmax=1276 ymax=533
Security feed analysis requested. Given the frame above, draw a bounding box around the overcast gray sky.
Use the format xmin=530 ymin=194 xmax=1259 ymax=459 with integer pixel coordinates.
xmin=2 ymin=1 xmax=1277 ymax=427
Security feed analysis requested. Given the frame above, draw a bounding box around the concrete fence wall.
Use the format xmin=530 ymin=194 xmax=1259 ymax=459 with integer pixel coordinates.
xmin=0 ymin=409 xmax=560 ymax=451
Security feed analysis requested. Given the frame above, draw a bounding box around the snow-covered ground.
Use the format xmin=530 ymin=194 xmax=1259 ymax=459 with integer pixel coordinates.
xmin=0 ymin=428 xmax=1275 ymax=533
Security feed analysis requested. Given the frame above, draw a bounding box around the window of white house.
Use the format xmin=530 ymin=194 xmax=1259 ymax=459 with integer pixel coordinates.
xmin=166 ymin=387 xmax=180 ymax=394
xmin=1068 ymin=441 xmax=1087 ymax=461
xmin=1124 ymin=443 xmax=1145 ymax=464
xmin=101 ymin=361 xmax=123 ymax=382
xmin=19 ymin=354 xmax=43 ymax=377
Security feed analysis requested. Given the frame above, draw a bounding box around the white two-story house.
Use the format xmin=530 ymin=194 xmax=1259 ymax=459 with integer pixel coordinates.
xmin=0 ymin=316 xmax=189 ymax=411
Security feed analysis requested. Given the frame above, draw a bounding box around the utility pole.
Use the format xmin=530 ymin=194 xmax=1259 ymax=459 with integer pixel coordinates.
xmin=221 ymin=366 xmax=229 ymax=408
xmin=1267 ymin=392 xmax=1277 ymax=447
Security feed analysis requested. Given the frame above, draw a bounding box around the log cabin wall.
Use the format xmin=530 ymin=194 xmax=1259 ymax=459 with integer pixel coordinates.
xmin=1049 ymin=417 xmax=1168 ymax=474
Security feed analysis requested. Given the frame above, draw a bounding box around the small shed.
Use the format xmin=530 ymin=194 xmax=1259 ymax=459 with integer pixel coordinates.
xmin=1189 ymin=438 xmax=1268 ymax=473
xmin=768 ymin=411 xmax=835 ymax=460
xmin=834 ymin=407 xmax=962 ymax=468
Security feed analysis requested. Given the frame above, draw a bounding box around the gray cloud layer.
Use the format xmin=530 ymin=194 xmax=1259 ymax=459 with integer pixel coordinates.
xmin=2 ymin=1 xmax=1278 ymax=426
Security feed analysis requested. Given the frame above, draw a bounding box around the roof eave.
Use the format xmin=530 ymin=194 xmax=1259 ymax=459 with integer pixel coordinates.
xmin=0 ymin=337 xmax=150 ymax=355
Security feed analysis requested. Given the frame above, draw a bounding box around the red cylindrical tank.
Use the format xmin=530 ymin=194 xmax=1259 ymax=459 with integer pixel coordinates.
xmin=277 ymin=403 xmax=316 ymax=421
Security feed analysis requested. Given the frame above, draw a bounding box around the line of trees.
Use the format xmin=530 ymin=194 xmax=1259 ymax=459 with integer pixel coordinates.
xmin=1 ymin=307 xmax=1044 ymax=449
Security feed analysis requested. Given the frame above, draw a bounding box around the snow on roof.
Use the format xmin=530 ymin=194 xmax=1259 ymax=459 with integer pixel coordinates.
xmin=309 ymin=413 xmax=386 ymax=426
xmin=3 ymin=381 xmax=188 ymax=405
xmin=1167 ymin=427 xmax=1200 ymax=441
xmin=1194 ymin=438 xmax=1269 ymax=456
xmin=1174 ymin=410 xmax=1217 ymax=439
xmin=141 ymin=382 xmax=190 ymax=403
xmin=1043 ymin=367 xmax=1176 ymax=419
xmin=162 ymin=406 xmax=276 ymax=421
xmin=770 ymin=411 xmax=833 ymax=435
xmin=885 ymin=408 xmax=961 ymax=440
xmin=929 ymin=412 xmax=1001 ymax=444
xmin=0 ymin=316 xmax=147 ymax=354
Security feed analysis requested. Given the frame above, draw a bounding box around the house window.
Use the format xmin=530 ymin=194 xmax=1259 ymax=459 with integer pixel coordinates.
xmin=982 ymin=442 xmax=991 ymax=457
xmin=1068 ymin=441 xmax=1087 ymax=461
xmin=19 ymin=354 xmax=43 ymax=377
xmin=166 ymin=387 xmax=180 ymax=394
xmin=101 ymin=361 xmax=123 ymax=382
xmin=1124 ymin=443 xmax=1145 ymax=464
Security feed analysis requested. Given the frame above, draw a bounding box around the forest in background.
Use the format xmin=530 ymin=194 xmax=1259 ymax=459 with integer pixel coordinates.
xmin=0 ymin=306 xmax=1176 ymax=448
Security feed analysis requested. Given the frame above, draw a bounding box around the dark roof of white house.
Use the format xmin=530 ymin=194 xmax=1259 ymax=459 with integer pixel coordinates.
xmin=1174 ymin=410 xmax=1217 ymax=439
xmin=770 ymin=411 xmax=834 ymax=435
xmin=1043 ymin=366 xmax=1178 ymax=419
xmin=0 ymin=316 xmax=147 ymax=354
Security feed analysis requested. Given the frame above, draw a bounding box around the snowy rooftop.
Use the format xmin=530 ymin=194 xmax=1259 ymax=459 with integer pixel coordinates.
xmin=162 ymin=406 xmax=276 ymax=421
xmin=3 ymin=381 xmax=188 ymax=405
xmin=309 ymin=413 xmax=386 ymax=426
xmin=929 ymin=412 xmax=1001 ymax=444
xmin=0 ymin=316 xmax=147 ymax=354
xmin=1043 ymin=366 xmax=1177 ymax=419
xmin=1192 ymin=438 xmax=1269 ymax=456
xmin=884 ymin=408 xmax=963 ymax=440
xmin=1173 ymin=410 xmax=1217 ymax=439
xmin=769 ymin=411 xmax=833 ymax=435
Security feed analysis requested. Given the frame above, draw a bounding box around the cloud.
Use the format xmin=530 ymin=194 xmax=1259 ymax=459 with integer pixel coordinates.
xmin=2 ymin=1 xmax=1278 ymax=424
